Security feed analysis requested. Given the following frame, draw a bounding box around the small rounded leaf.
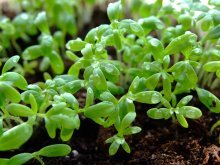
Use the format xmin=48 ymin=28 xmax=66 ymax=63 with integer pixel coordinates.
xmin=92 ymin=68 xmax=108 ymax=91
xmin=179 ymin=106 xmax=202 ymax=119
xmin=203 ymin=61 xmax=220 ymax=72
xmin=66 ymin=38 xmax=86 ymax=51
xmin=6 ymin=103 xmax=34 ymax=117
xmin=85 ymin=87 xmax=94 ymax=107
xmin=38 ymin=144 xmax=71 ymax=157
xmin=107 ymin=1 xmax=123 ymax=21
xmin=177 ymin=95 xmax=193 ymax=107
xmin=133 ymin=91 xmax=162 ymax=104
xmin=34 ymin=12 xmax=49 ymax=34
xmin=123 ymin=126 xmax=142 ymax=135
xmin=120 ymin=112 xmax=136 ymax=130
xmin=9 ymin=153 xmax=33 ymax=165
xmin=176 ymin=114 xmax=188 ymax=128
xmin=0 ymin=123 xmax=33 ymax=151
xmin=122 ymin=141 xmax=131 ymax=153
xmin=147 ymin=108 xmax=172 ymax=119
xmin=109 ymin=141 xmax=120 ymax=156
xmin=84 ymin=101 xmax=115 ymax=118
xmin=2 ymin=56 xmax=20 ymax=74
xmin=0 ymin=82 xmax=21 ymax=103
xmin=0 ymin=72 xmax=28 ymax=90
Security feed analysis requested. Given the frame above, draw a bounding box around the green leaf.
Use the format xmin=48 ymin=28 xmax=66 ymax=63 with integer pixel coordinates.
xmin=60 ymin=128 xmax=74 ymax=141
xmin=201 ymin=15 xmax=213 ymax=31
xmin=50 ymin=114 xmax=75 ymax=130
xmin=0 ymin=158 xmax=9 ymax=165
xmin=203 ymin=61 xmax=220 ymax=72
xmin=196 ymin=88 xmax=220 ymax=113
xmin=85 ymin=28 xmax=97 ymax=43
xmin=120 ymin=112 xmax=136 ymax=130
xmin=8 ymin=153 xmax=33 ymax=165
xmin=61 ymin=93 xmax=79 ymax=110
xmin=63 ymin=80 xmax=83 ymax=94
xmin=179 ymin=106 xmax=202 ymax=119
xmin=0 ymin=19 xmax=15 ymax=35
xmin=178 ymin=14 xmax=192 ymax=30
xmin=66 ymin=51 xmax=79 ymax=61
xmin=162 ymin=74 xmax=172 ymax=101
xmin=84 ymin=101 xmax=115 ymax=118
xmin=161 ymin=98 xmax=171 ymax=108
xmin=133 ymin=91 xmax=162 ymax=104
xmin=123 ymin=126 xmax=142 ymax=135
xmin=0 ymin=118 xmax=3 ymax=135
xmin=170 ymin=61 xmax=198 ymax=93
xmin=163 ymin=55 xmax=170 ymax=69
xmin=122 ymin=141 xmax=130 ymax=153
xmin=145 ymin=73 xmax=161 ymax=90
xmin=205 ymin=24 xmax=220 ymax=40
xmin=66 ymin=38 xmax=86 ymax=51
xmin=0 ymin=82 xmax=21 ymax=103
xmin=177 ymin=95 xmax=193 ymax=107
xmin=48 ymin=52 xmax=64 ymax=74
xmin=117 ymin=98 xmax=135 ymax=123
xmin=149 ymin=38 xmax=164 ymax=61
xmin=40 ymin=34 xmax=53 ymax=53
xmin=45 ymin=118 xmax=56 ymax=138
xmin=40 ymin=57 xmax=50 ymax=72
xmin=6 ymin=103 xmax=34 ymax=117
xmin=2 ymin=56 xmax=20 ymax=74
xmin=176 ymin=114 xmax=188 ymax=128
xmin=1 ymin=72 xmax=28 ymax=90
xmin=164 ymin=32 xmax=197 ymax=56
xmin=0 ymin=123 xmax=33 ymax=151
xmin=107 ymin=1 xmax=123 ymax=21
xmin=85 ymin=87 xmax=94 ymax=107
xmin=92 ymin=68 xmax=108 ymax=91
xmin=147 ymin=108 xmax=172 ymax=119
xmin=34 ymin=11 xmax=50 ymax=34
xmin=38 ymin=144 xmax=71 ymax=157
xmin=29 ymin=94 xmax=38 ymax=114
xmin=100 ymin=91 xmax=118 ymax=104
xmin=138 ymin=16 xmax=164 ymax=34
xmin=81 ymin=44 xmax=93 ymax=59
xmin=100 ymin=62 xmax=120 ymax=83
xmin=46 ymin=103 xmax=67 ymax=117
xmin=113 ymin=30 xmax=122 ymax=49
xmin=128 ymin=76 xmax=146 ymax=94
xmin=109 ymin=141 xmax=120 ymax=156
xmin=107 ymin=82 xmax=124 ymax=95
xmin=22 ymin=45 xmax=43 ymax=60
xmin=129 ymin=22 xmax=144 ymax=37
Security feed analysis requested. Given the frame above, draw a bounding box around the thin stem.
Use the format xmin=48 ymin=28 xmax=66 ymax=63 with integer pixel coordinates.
xmin=35 ymin=156 xmax=45 ymax=165
xmin=11 ymin=38 xmax=22 ymax=54
xmin=207 ymin=72 xmax=214 ymax=87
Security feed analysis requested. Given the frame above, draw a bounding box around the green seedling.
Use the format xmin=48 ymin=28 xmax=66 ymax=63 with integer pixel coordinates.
xmin=0 ymin=144 xmax=71 ymax=165
xmin=147 ymin=96 xmax=202 ymax=128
